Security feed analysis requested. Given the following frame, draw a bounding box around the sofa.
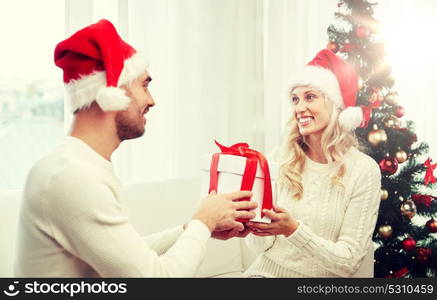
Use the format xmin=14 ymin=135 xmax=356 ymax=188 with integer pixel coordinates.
xmin=0 ymin=177 xmax=373 ymax=277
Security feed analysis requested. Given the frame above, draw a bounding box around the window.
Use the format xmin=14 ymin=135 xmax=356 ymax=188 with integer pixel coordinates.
xmin=0 ymin=0 xmax=65 ymax=189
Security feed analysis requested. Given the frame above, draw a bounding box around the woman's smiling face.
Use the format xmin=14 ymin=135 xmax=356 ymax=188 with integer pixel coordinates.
xmin=291 ymin=86 xmax=333 ymax=138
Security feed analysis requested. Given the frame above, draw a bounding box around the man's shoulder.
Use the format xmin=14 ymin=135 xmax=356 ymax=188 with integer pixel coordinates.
xmin=25 ymin=146 xmax=99 ymax=199
xmin=21 ymin=149 xmax=94 ymax=220
xmin=29 ymin=148 xmax=88 ymax=181
xmin=25 ymin=153 xmax=111 ymax=214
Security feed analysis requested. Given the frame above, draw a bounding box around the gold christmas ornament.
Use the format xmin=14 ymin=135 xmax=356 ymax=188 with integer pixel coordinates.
xmin=378 ymin=225 xmax=393 ymax=238
xmin=368 ymin=129 xmax=388 ymax=146
xmin=395 ymin=150 xmax=408 ymax=163
xmin=383 ymin=116 xmax=400 ymax=128
xmin=384 ymin=92 xmax=399 ymax=105
xmin=400 ymin=200 xmax=417 ymax=219
xmin=380 ymin=189 xmax=389 ymax=200
xmin=379 ymin=131 xmax=388 ymax=142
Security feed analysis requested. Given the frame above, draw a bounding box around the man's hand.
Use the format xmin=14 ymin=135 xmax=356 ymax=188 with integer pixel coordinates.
xmin=246 ymin=206 xmax=299 ymax=237
xmin=211 ymin=226 xmax=251 ymax=240
xmin=193 ymin=190 xmax=258 ymax=233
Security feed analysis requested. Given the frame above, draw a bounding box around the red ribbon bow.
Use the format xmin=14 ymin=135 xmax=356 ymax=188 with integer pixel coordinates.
xmin=360 ymin=99 xmax=382 ymax=128
xmin=209 ymin=141 xmax=273 ymax=218
xmin=424 ymin=157 xmax=437 ymax=185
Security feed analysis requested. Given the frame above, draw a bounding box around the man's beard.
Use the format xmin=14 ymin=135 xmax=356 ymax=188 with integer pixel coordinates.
xmin=115 ymin=110 xmax=145 ymax=141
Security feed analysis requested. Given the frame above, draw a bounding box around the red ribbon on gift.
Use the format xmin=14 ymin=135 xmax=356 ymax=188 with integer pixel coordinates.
xmin=424 ymin=157 xmax=437 ymax=185
xmin=209 ymin=141 xmax=273 ymax=218
xmin=360 ymin=99 xmax=382 ymax=128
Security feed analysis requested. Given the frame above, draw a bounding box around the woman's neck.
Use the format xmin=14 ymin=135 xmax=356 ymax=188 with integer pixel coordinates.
xmin=305 ymin=134 xmax=328 ymax=164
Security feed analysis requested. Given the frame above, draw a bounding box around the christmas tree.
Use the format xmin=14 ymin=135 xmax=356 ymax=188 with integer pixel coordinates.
xmin=326 ymin=0 xmax=437 ymax=277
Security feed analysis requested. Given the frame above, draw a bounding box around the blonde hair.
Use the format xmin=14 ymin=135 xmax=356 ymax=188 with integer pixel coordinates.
xmin=279 ymin=89 xmax=358 ymax=200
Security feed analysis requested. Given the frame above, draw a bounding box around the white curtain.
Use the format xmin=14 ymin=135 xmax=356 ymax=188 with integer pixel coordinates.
xmin=113 ymin=0 xmax=264 ymax=184
xmin=65 ymin=0 xmax=437 ymax=185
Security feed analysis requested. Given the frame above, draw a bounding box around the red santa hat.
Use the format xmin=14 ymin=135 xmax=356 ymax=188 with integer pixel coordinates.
xmin=288 ymin=49 xmax=364 ymax=130
xmin=54 ymin=19 xmax=147 ymax=112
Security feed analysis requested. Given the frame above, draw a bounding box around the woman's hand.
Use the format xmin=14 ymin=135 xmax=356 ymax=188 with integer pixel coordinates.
xmin=246 ymin=206 xmax=299 ymax=237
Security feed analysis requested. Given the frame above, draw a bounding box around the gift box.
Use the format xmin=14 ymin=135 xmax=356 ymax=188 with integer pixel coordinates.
xmin=200 ymin=141 xmax=278 ymax=223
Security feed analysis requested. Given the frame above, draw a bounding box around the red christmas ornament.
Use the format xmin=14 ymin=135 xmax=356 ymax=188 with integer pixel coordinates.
xmin=416 ymin=248 xmax=432 ymax=265
xmin=327 ymin=41 xmax=339 ymax=53
xmin=379 ymin=157 xmax=398 ymax=175
xmin=386 ymin=267 xmax=409 ymax=278
xmin=425 ymin=219 xmax=437 ymax=233
xmin=402 ymin=237 xmax=416 ymax=252
xmin=355 ymin=25 xmax=371 ymax=38
xmin=412 ymin=194 xmax=433 ymax=207
xmin=394 ymin=106 xmax=405 ymax=118
xmin=424 ymin=157 xmax=437 ymax=185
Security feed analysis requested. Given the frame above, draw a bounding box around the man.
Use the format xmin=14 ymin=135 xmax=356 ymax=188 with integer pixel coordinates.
xmin=14 ymin=19 xmax=257 ymax=277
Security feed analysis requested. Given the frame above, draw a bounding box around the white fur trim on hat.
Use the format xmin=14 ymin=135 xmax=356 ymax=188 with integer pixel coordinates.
xmin=288 ymin=66 xmax=343 ymax=108
xmin=118 ymin=52 xmax=149 ymax=87
xmin=338 ymin=106 xmax=363 ymax=131
xmin=65 ymin=52 xmax=149 ymax=112
xmin=96 ymin=86 xmax=131 ymax=111
xmin=288 ymin=65 xmax=364 ymax=130
xmin=65 ymin=71 xmax=106 ymax=112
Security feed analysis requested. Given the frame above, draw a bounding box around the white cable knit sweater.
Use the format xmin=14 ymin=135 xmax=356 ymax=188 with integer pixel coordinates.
xmin=14 ymin=136 xmax=211 ymax=277
xmin=245 ymin=147 xmax=381 ymax=277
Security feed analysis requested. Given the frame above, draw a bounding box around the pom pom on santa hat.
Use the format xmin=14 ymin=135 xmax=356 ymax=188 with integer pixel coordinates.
xmin=288 ymin=49 xmax=364 ymax=131
xmin=54 ymin=19 xmax=148 ymax=112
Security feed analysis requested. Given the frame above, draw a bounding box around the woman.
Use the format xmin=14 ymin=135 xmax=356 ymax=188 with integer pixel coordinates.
xmin=245 ymin=49 xmax=381 ymax=278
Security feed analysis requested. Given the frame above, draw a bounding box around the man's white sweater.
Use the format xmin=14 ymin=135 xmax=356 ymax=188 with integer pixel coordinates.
xmin=245 ymin=147 xmax=381 ymax=277
xmin=14 ymin=136 xmax=210 ymax=277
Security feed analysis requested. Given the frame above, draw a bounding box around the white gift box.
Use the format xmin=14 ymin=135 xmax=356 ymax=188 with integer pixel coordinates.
xmin=201 ymin=154 xmax=278 ymax=223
